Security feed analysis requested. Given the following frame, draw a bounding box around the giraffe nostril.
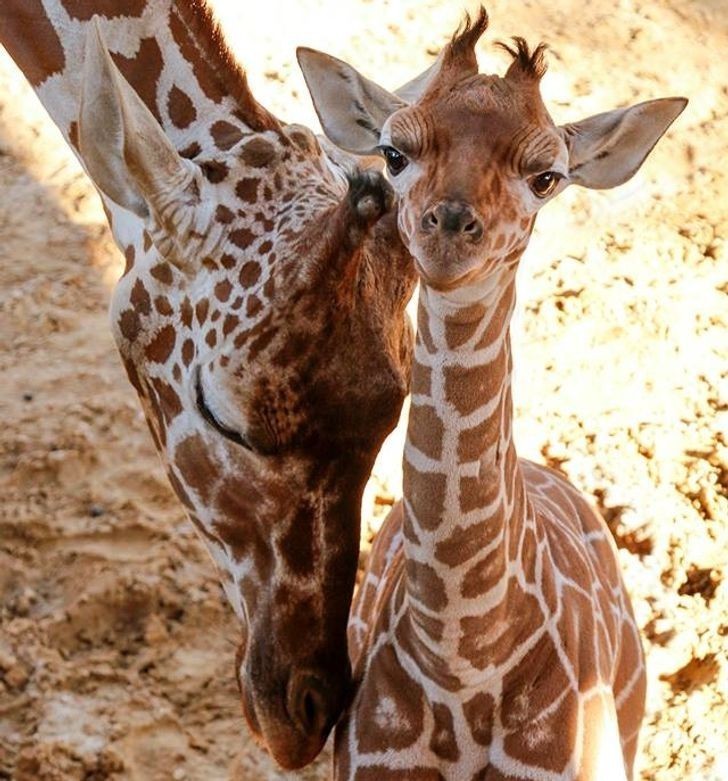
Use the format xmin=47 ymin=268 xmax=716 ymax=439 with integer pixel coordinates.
xmin=462 ymin=218 xmax=484 ymax=241
xmin=424 ymin=201 xmax=484 ymax=241
xmin=287 ymin=671 xmax=332 ymax=738
xmin=421 ymin=210 xmax=439 ymax=232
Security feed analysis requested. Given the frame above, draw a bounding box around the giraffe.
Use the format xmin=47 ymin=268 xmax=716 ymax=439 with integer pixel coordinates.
xmin=0 ymin=0 xmax=417 ymax=769
xmin=298 ymin=8 xmax=686 ymax=779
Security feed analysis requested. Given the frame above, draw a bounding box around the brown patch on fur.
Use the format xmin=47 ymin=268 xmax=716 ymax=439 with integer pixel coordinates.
xmin=150 ymin=263 xmax=173 ymax=285
xmin=118 ymin=309 xmax=141 ymax=342
xmin=239 ymin=261 xmax=262 ymax=287
xmin=235 ymin=178 xmax=259 ymax=203
xmin=462 ymin=691 xmax=494 ymax=746
xmin=246 ymin=295 xmax=263 ymax=317
xmin=168 ymin=85 xmax=197 ymax=129
xmin=356 ymin=644 xmax=425 ymax=754
xmin=215 ymin=205 xmax=235 ymax=224
xmin=145 ymin=325 xmax=176 ymax=363
xmin=171 ymin=1 xmax=280 ymax=132
xmin=240 ymin=136 xmax=277 ymax=167
xmin=435 ymin=519 xmax=489 ymax=568
xmin=405 ymin=560 xmax=447 ymax=612
xmin=111 ymin=38 xmax=164 ymax=123
xmin=123 ymin=245 xmax=135 ymax=276
xmin=68 ymin=121 xmax=79 ymax=151
xmin=501 ymin=660 xmax=576 ymax=772
xmin=407 ymin=403 xmax=443 ymax=461
xmin=210 ymin=119 xmax=244 ymax=151
xmin=461 ymin=545 xmax=506 ymax=598
xmin=429 ymin=703 xmax=460 ymax=761
xmin=175 ymin=433 xmax=217 ymax=503
xmin=179 ymin=141 xmax=201 ymax=159
xmin=154 ymin=295 xmax=173 ymax=316
xmin=195 ymin=298 xmax=209 ymax=325
xmin=231 ymin=227 xmax=256 ymax=249
xmin=201 ymin=159 xmax=229 ymax=183
xmin=130 ymin=279 xmax=151 ymax=315
xmin=459 ymin=577 xmax=542 ymax=669
xmin=181 ymin=339 xmax=195 ymax=366
xmin=150 ymin=377 xmax=183 ymax=422
xmin=223 ymin=314 xmax=239 ymax=336
xmin=403 ymin=466 xmax=445 ymax=531
xmin=0 ymin=0 xmax=66 ymax=86
xmin=214 ymin=279 xmax=233 ymax=302
xmin=61 ymin=0 xmax=145 ymax=19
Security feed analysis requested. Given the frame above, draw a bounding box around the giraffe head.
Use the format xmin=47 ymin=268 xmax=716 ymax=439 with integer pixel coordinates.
xmin=298 ymin=7 xmax=686 ymax=294
xmin=75 ymin=22 xmax=414 ymax=768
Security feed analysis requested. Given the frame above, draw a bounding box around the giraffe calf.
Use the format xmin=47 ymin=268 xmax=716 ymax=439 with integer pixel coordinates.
xmin=300 ymin=7 xmax=685 ymax=780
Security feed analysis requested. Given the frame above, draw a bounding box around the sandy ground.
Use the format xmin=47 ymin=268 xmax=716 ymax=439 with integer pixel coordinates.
xmin=0 ymin=1 xmax=726 ymax=779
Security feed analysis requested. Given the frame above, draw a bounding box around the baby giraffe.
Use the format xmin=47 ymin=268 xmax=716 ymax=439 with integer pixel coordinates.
xmin=299 ymin=9 xmax=686 ymax=780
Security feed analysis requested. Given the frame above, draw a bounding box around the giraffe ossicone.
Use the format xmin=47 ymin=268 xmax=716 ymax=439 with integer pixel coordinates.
xmin=299 ymin=6 xmax=686 ymax=779
xmin=0 ymin=0 xmax=416 ymax=769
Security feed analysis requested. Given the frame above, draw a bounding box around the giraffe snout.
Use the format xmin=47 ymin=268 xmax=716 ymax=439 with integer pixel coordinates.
xmin=421 ymin=200 xmax=484 ymax=243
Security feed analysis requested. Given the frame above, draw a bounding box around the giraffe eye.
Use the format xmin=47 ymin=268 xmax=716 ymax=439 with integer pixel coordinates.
xmin=195 ymin=369 xmax=253 ymax=452
xmin=529 ymin=171 xmax=563 ymax=198
xmin=379 ymin=145 xmax=409 ymax=176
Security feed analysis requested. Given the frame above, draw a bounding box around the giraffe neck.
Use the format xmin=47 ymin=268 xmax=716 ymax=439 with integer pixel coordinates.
xmin=400 ymin=268 xmax=530 ymax=684
xmin=0 ymin=0 xmax=278 ymax=155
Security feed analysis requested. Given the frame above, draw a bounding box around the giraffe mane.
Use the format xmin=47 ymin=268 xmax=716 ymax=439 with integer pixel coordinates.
xmin=175 ymin=0 xmax=281 ymax=133
xmin=495 ymin=36 xmax=549 ymax=81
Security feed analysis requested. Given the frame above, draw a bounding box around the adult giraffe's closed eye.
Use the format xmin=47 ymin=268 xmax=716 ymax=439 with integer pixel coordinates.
xmin=0 ymin=0 xmax=416 ymax=769
xmin=300 ymin=6 xmax=686 ymax=779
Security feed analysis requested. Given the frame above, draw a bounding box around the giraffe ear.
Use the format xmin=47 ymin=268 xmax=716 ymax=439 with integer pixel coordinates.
xmin=560 ymin=97 xmax=688 ymax=189
xmin=297 ymin=47 xmax=405 ymax=154
xmin=78 ymin=18 xmax=193 ymax=219
xmin=394 ymin=53 xmax=444 ymax=103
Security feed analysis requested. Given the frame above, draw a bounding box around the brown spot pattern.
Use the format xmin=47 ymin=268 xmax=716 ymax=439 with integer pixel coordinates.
xmin=240 ymin=136 xmax=276 ymax=167
xmin=168 ymin=7 xmax=226 ymax=103
xmin=111 ymin=38 xmax=164 ymax=122
xmin=405 ymin=560 xmax=447 ymax=612
xmin=231 ymin=227 xmax=255 ymax=249
xmin=130 ymin=279 xmax=151 ymax=315
xmin=149 ymin=263 xmax=173 ymax=285
xmin=239 ymin=261 xmax=261 ymax=287
xmin=403 ymin=467 xmax=446 ymax=531
xmin=356 ymin=644 xmax=425 ymax=754
xmin=235 ymin=178 xmax=259 ymax=203
xmin=2 ymin=0 xmax=66 ymax=86
xmin=214 ymin=280 xmax=232 ymax=302
xmin=429 ymin=703 xmax=460 ymax=761
xmin=168 ymin=85 xmax=196 ymax=129
xmin=174 ymin=433 xmax=217 ymax=504
xmin=211 ymin=119 xmax=243 ymax=150
xmin=145 ymin=325 xmax=176 ymax=363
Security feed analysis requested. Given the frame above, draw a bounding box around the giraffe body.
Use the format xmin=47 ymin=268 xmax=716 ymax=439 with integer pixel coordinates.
xmin=299 ymin=7 xmax=686 ymax=778
xmin=1 ymin=0 xmax=415 ymax=767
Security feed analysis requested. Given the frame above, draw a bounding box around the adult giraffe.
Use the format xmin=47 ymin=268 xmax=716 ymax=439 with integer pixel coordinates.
xmin=299 ymin=8 xmax=686 ymax=779
xmin=0 ymin=0 xmax=416 ymax=769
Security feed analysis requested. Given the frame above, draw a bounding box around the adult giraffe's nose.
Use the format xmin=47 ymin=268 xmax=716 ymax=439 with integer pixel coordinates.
xmin=421 ymin=200 xmax=484 ymax=242
xmin=287 ymin=669 xmax=338 ymax=739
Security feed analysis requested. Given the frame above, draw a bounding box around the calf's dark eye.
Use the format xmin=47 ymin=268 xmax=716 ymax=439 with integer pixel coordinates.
xmin=529 ymin=171 xmax=563 ymax=198
xmin=379 ymin=145 xmax=409 ymax=176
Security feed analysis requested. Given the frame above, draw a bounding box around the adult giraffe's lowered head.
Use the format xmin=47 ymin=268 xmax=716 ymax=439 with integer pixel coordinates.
xmin=0 ymin=0 xmax=415 ymax=768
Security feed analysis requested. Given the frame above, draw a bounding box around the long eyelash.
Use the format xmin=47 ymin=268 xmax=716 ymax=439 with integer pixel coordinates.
xmin=195 ymin=368 xmax=251 ymax=450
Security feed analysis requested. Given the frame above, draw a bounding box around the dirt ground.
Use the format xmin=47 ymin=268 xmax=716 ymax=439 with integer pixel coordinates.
xmin=0 ymin=1 xmax=726 ymax=779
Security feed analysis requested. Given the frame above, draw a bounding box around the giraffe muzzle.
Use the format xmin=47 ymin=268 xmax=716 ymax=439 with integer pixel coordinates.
xmin=421 ymin=200 xmax=484 ymax=243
